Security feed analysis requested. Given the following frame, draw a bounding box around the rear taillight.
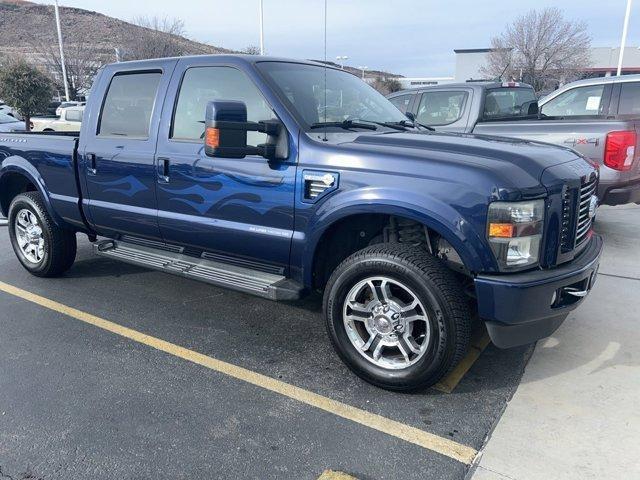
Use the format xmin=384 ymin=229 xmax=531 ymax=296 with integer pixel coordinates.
xmin=604 ymin=130 xmax=637 ymax=171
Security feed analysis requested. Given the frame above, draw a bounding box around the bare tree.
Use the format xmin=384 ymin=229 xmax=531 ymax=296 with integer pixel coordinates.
xmin=242 ymin=45 xmax=261 ymax=55
xmin=28 ymin=24 xmax=101 ymax=100
xmin=482 ymin=8 xmax=591 ymax=93
xmin=120 ymin=16 xmax=187 ymax=60
xmin=371 ymin=77 xmax=402 ymax=95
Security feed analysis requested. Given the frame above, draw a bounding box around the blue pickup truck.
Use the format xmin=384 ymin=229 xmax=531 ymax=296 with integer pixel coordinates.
xmin=0 ymin=56 xmax=603 ymax=391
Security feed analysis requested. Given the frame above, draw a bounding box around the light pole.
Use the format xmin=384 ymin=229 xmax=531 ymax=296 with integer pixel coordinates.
xmin=617 ymin=0 xmax=633 ymax=76
xmin=336 ymin=55 xmax=348 ymax=69
xmin=54 ymin=0 xmax=70 ymax=101
xmin=358 ymin=66 xmax=368 ymax=80
xmin=259 ymin=0 xmax=265 ymax=55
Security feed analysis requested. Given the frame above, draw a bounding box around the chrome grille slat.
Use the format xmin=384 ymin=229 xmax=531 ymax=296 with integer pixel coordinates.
xmin=575 ymin=176 xmax=597 ymax=247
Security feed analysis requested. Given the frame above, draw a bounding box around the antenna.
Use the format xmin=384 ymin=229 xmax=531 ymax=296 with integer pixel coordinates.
xmin=322 ymin=0 xmax=328 ymax=142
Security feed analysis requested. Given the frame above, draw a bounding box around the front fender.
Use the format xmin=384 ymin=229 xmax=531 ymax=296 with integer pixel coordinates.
xmin=0 ymin=156 xmax=62 ymax=225
xmin=296 ymin=186 xmax=496 ymax=286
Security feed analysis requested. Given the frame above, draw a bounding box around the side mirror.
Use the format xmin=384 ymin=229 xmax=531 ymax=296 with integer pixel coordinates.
xmin=204 ymin=100 xmax=283 ymax=159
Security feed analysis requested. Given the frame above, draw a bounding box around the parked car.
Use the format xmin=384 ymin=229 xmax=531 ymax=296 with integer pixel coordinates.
xmin=0 ymin=102 xmax=22 ymax=121
xmin=388 ymin=78 xmax=640 ymax=206
xmin=31 ymin=106 xmax=84 ymax=132
xmin=0 ymin=56 xmax=602 ymax=391
xmin=0 ymin=111 xmax=25 ymax=132
xmin=56 ymin=101 xmax=86 ymax=117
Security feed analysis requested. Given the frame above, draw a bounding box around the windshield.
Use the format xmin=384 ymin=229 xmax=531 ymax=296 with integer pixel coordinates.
xmin=0 ymin=112 xmax=19 ymax=124
xmin=483 ymin=87 xmax=538 ymax=120
xmin=256 ymin=62 xmax=407 ymax=130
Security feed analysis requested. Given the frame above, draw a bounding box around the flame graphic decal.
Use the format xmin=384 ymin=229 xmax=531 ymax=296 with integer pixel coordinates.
xmin=91 ymin=175 xmax=148 ymax=198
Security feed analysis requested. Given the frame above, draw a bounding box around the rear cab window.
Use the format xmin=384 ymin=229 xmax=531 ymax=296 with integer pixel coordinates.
xmin=617 ymin=82 xmax=640 ymax=116
xmin=482 ymin=87 xmax=538 ymax=120
xmin=98 ymin=71 xmax=162 ymax=138
xmin=416 ymin=90 xmax=468 ymax=126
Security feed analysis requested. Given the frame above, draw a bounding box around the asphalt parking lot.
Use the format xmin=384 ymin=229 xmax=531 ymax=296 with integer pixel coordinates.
xmin=0 ymin=222 xmax=533 ymax=480
xmin=1 ymin=205 xmax=634 ymax=480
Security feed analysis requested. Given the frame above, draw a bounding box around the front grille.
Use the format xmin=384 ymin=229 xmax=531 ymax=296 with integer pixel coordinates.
xmin=560 ymin=187 xmax=573 ymax=252
xmin=575 ymin=177 xmax=597 ymax=247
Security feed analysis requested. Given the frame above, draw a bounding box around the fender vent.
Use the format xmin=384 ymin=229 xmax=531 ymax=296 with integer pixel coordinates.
xmin=303 ymin=172 xmax=337 ymax=201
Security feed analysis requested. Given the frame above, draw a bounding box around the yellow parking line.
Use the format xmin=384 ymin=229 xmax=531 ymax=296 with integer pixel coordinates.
xmin=0 ymin=280 xmax=478 ymax=465
xmin=434 ymin=329 xmax=491 ymax=394
xmin=317 ymin=470 xmax=358 ymax=480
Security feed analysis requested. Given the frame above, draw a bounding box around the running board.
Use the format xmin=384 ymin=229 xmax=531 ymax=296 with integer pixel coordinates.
xmin=93 ymin=240 xmax=303 ymax=301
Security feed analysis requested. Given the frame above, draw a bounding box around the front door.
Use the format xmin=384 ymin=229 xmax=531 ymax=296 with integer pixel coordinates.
xmin=154 ymin=63 xmax=296 ymax=273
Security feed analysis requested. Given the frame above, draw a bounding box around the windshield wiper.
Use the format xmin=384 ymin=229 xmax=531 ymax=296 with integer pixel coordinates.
xmin=310 ymin=120 xmax=377 ymax=131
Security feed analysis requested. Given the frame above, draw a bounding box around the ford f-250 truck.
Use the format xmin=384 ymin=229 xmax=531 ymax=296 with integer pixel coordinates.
xmin=0 ymin=56 xmax=603 ymax=391
xmin=388 ymin=79 xmax=640 ymax=206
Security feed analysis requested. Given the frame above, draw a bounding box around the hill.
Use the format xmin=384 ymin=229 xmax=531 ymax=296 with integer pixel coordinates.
xmin=0 ymin=0 xmax=235 ymax=65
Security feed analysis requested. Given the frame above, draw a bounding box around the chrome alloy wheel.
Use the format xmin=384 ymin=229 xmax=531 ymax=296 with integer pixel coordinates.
xmin=343 ymin=276 xmax=431 ymax=370
xmin=14 ymin=209 xmax=45 ymax=264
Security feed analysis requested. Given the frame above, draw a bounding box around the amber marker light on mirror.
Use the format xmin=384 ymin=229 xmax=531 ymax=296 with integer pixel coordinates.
xmin=205 ymin=127 xmax=220 ymax=148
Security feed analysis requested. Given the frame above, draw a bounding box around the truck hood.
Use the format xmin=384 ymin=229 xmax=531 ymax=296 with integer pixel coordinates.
xmin=345 ymin=131 xmax=582 ymax=182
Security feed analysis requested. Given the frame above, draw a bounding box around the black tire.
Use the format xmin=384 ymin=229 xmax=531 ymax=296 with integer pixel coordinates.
xmin=324 ymin=243 xmax=471 ymax=392
xmin=8 ymin=191 xmax=76 ymax=277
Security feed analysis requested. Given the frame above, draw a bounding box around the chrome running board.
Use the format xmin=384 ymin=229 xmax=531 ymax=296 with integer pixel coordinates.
xmin=93 ymin=240 xmax=302 ymax=301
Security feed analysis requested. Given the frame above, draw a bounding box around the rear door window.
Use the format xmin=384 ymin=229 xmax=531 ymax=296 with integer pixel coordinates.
xmin=540 ymin=85 xmax=606 ymax=117
xmin=416 ymin=91 xmax=468 ymax=126
xmin=617 ymin=82 xmax=640 ymax=116
xmin=388 ymin=94 xmax=413 ymax=114
xmin=98 ymin=71 xmax=162 ymax=138
xmin=483 ymin=88 xmax=538 ymax=120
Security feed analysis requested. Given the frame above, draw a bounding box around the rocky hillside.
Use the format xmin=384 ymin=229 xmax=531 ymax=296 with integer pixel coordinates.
xmin=0 ymin=0 xmax=235 ymax=64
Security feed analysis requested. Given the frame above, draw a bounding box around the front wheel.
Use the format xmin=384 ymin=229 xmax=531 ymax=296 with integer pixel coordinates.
xmin=324 ymin=244 xmax=471 ymax=392
xmin=8 ymin=192 xmax=77 ymax=277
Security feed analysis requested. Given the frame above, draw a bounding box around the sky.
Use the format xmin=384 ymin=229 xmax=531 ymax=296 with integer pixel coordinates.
xmin=33 ymin=0 xmax=640 ymax=77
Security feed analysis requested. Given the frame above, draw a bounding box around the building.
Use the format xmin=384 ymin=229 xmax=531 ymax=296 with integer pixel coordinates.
xmin=453 ymin=46 xmax=640 ymax=82
xmin=397 ymin=77 xmax=455 ymax=89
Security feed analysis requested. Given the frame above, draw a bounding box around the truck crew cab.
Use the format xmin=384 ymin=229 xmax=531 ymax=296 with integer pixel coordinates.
xmin=0 ymin=56 xmax=603 ymax=391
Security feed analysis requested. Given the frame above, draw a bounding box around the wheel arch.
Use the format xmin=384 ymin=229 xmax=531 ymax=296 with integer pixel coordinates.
xmin=0 ymin=158 xmax=61 ymax=225
xmin=301 ymin=192 xmax=491 ymax=289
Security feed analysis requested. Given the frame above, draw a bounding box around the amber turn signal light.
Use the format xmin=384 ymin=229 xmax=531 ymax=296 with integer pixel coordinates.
xmin=488 ymin=223 xmax=515 ymax=238
xmin=205 ymin=127 xmax=220 ymax=148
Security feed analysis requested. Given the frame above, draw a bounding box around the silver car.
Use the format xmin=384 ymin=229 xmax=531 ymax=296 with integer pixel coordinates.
xmin=0 ymin=111 xmax=25 ymax=132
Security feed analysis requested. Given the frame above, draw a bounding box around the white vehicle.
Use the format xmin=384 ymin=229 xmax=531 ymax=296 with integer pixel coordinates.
xmin=55 ymin=101 xmax=86 ymax=117
xmin=0 ymin=102 xmax=22 ymax=121
xmin=31 ymin=106 xmax=84 ymax=132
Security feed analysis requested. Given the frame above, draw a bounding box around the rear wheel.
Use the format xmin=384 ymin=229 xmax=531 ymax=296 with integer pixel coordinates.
xmin=324 ymin=244 xmax=471 ymax=392
xmin=8 ymin=192 xmax=76 ymax=277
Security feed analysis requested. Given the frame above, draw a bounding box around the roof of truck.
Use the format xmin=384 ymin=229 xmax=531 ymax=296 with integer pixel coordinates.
xmin=388 ymin=81 xmax=534 ymax=98
xmin=108 ymin=54 xmax=340 ymax=70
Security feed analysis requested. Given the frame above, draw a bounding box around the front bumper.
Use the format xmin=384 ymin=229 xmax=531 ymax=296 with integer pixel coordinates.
xmin=598 ymin=179 xmax=640 ymax=206
xmin=475 ymin=233 xmax=603 ymax=348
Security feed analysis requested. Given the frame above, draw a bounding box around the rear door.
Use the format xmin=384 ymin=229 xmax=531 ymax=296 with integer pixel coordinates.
xmin=80 ymin=61 xmax=176 ymax=239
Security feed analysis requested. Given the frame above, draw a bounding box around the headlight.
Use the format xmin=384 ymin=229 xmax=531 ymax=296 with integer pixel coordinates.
xmin=487 ymin=199 xmax=544 ymax=270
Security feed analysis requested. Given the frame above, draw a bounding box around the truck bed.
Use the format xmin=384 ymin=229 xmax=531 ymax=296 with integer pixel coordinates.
xmin=0 ymin=132 xmax=84 ymax=229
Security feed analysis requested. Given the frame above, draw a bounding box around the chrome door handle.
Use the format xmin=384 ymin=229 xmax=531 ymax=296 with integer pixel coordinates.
xmin=158 ymin=157 xmax=170 ymax=183
xmin=87 ymin=153 xmax=97 ymax=175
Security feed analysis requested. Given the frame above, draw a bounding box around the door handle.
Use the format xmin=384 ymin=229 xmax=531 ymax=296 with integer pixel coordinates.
xmin=158 ymin=157 xmax=170 ymax=183
xmin=87 ymin=153 xmax=97 ymax=175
